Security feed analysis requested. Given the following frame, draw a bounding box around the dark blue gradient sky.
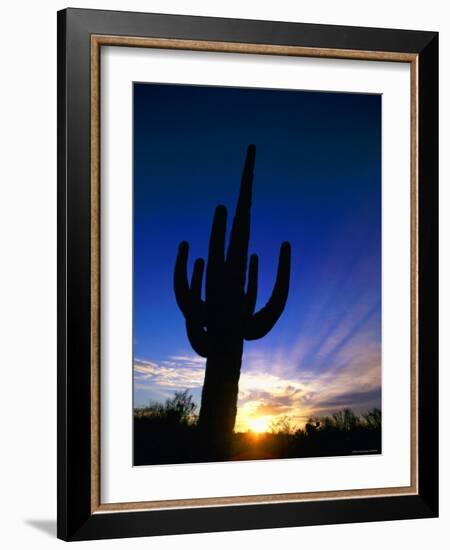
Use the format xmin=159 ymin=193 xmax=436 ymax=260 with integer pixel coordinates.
xmin=133 ymin=83 xmax=381 ymax=429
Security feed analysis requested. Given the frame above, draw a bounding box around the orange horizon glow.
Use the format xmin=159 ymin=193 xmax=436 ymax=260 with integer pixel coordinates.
xmin=246 ymin=416 xmax=271 ymax=433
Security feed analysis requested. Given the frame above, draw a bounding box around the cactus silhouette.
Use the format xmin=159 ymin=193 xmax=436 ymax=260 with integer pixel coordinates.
xmin=174 ymin=145 xmax=291 ymax=451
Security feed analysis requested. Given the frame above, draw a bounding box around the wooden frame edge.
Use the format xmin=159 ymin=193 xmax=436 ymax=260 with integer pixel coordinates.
xmin=91 ymin=34 xmax=101 ymax=513
xmin=89 ymin=34 xmax=419 ymax=514
xmin=92 ymin=34 xmax=417 ymax=62
xmin=410 ymin=55 xmax=419 ymax=497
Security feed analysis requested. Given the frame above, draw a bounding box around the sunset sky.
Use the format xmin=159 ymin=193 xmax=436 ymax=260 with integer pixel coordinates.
xmin=133 ymin=83 xmax=381 ymax=432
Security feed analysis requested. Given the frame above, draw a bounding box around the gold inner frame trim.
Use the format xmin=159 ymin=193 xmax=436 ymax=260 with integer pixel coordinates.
xmin=90 ymin=34 xmax=419 ymax=514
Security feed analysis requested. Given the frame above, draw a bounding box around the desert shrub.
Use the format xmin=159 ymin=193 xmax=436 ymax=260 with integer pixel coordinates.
xmin=330 ymin=408 xmax=360 ymax=431
xmin=304 ymin=418 xmax=321 ymax=436
xmin=362 ymin=408 xmax=382 ymax=429
xmin=133 ymin=390 xmax=200 ymax=466
xmin=269 ymin=415 xmax=297 ymax=435
xmin=134 ymin=390 xmax=198 ymax=425
xmin=134 ymin=400 xmax=382 ymax=465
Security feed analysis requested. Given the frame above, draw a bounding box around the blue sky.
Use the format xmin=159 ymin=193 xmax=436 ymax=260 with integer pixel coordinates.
xmin=133 ymin=83 xmax=381 ymax=430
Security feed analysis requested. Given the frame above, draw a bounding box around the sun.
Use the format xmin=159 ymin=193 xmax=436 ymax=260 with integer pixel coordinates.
xmin=248 ymin=416 xmax=271 ymax=434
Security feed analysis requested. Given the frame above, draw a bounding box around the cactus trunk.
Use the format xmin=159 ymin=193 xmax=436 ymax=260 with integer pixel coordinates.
xmin=174 ymin=145 xmax=291 ymax=453
xmin=198 ymin=352 xmax=242 ymax=452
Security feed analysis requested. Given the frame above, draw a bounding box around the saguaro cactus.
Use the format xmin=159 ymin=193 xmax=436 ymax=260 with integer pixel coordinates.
xmin=174 ymin=145 xmax=291 ymax=449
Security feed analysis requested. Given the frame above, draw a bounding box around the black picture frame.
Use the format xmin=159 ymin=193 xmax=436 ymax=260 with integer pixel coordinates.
xmin=57 ymin=7 xmax=438 ymax=541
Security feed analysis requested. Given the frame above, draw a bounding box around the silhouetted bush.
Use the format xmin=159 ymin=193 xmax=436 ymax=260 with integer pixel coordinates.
xmin=269 ymin=415 xmax=296 ymax=435
xmin=362 ymin=408 xmax=382 ymax=429
xmin=134 ymin=392 xmax=381 ymax=466
xmin=133 ymin=391 xmax=201 ymax=465
xmin=134 ymin=390 xmax=198 ymax=425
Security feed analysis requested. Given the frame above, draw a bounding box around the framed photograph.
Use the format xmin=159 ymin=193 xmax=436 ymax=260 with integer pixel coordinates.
xmin=57 ymin=8 xmax=438 ymax=541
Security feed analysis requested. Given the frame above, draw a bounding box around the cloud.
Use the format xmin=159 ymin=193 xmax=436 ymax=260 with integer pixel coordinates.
xmin=134 ymin=357 xmax=204 ymax=389
xmin=251 ymin=403 xmax=292 ymax=416
xmin=134 ymin=333 xmax=381 ymax=430
xmin=166 ymin=355 xmax=206 ymax=366
xmin=235 ymin=337 xmax=380 ymax=428
xmin=313 ymin=388 xmax=381 ymax=410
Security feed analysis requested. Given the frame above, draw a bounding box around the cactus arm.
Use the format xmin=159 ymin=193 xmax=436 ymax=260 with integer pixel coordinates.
xmin=206 ymin=205 xmax=227 ymax=302
xmin=244 ymin=253 xmax=258 ymax=315
xmin=185 ymin=258 xmax=209 ymax=357
xmin=225 ymin=145 xmax=255 ymax=289
xmin=190 ymin=258 xmax=205 ymax=307
xmin=244 ymin=242 xmax=291 ymax=340
xmin=174 ymin=241 xmax=191 ymax=316
xmin=191 ymin=258 xmax=204 ymax=290
xmin=185 ymin=320 xmax=208 ymax=357
xmin=174 ymin=241 xmax=206 ymax=321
